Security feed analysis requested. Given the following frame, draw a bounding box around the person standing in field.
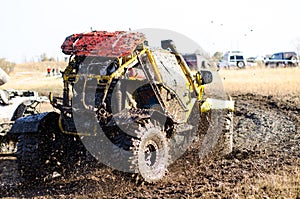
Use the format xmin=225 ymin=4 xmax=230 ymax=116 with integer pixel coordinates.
xmin=47 ymin=66 xmax=51 ymax=77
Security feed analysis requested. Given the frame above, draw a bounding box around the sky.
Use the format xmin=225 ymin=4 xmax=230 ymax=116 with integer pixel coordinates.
xmin=1 ymin=0 xmax=300 ymax=63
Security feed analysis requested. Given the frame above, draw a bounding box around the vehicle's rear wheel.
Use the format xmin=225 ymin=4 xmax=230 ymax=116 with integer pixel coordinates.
xmin=16 ymin=113 xmax=82 ymax=182
xmin=131 ymin=122 xmax=169 ymax=183
xmin=17 ymin=133 xmax=52 ymax=182
xmin=17 ymin=131 xmax=83 ymax=182
xmin=289 ymin=56 xmax=298 ymax=67
xmin=237 ymin=61 xmax=245 ymax=69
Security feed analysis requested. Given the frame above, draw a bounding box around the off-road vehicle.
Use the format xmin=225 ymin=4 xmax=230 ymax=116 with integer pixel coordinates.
xmin=10 ymin=31 xmax=234 ymax=182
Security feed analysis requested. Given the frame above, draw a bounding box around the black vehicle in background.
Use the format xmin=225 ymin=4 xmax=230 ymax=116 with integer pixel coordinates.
xmin=265 ymin=52 xmax=299 ymax=67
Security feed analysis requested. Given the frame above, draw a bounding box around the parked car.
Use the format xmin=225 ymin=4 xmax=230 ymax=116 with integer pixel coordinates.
xmin=182 ymin=53 xmax=210 ymax=70
xmin=247 ymin=57 xmax=258 ymax=67
xmin=265 ymin=52 xmax=299 ymax=67
xmin=217 ymin=51 xmax=247 ymax=69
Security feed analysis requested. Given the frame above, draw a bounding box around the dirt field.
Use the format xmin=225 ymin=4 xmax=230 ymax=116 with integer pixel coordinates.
xmin=0 ymin=65 xmax=299 ymax=198
xmin=2 ymin=61 xmax=65 ymax=96
xmin=219 ymin=67 xmax=300 ymax=96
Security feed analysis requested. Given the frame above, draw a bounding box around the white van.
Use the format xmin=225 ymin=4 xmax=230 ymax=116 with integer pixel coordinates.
xmin=218 ymin=51 xmax=247 ymax=69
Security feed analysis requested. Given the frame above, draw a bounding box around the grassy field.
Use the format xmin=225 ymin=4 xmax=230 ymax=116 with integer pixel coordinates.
xmin=218 ymin=66 xmax=300 ymax=96
xmin=3 ymin=62 xmax=300 ymax=97
xmin=2 ymin=61 xmax=66 ymax=96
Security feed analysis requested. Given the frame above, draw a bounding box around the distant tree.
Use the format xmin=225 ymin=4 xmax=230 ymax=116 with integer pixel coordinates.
xmin=40 ymin=53 xmax=56 ymax=62
xmin=40 ymin=53 xmax=49 ymax=62
xmin=212 ymin=51 xmax=223 ymax=61
xmin=0 ymin=58 xmax=15 ymax=74
xmin=49 ymin=57 xmax=55 ymax=62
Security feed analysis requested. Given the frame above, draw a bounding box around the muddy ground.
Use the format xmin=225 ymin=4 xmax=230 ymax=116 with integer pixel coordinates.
xmin=0 ymin=93 xmax=299 ymax=198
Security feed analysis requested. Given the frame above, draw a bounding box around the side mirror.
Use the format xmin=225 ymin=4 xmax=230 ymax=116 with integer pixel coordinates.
xmin=196 ymin=70 xmax=213 ymax=85
xmin=161 ymin=40 xmax=178 ymax=53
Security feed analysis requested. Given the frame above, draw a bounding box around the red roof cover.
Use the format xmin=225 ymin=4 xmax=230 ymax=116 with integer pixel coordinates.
xmin=61 ymin=31 xmax=145 ymax=57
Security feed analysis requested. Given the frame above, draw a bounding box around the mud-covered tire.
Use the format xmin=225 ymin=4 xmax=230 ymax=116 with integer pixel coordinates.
xmin=131 ymin=122 xmax=169 ymax=183
xmin=215 ymin=111 xmax=233 ymax=156
xmin=16 ymin=133 xmax=52 ymax=182
xmin=17 ymin=132 xmax=84 ymax=182
xmin=199 ymin=110 xmax=233 ymax=159
xmin=15 ymin=113 xmax=84 ymax=182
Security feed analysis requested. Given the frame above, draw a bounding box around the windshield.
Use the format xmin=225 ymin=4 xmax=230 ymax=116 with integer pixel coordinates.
xmin=74 ymin=56 xmax=118 ymax=76
xmin=270 ymin=53 xmax=282 ymax=60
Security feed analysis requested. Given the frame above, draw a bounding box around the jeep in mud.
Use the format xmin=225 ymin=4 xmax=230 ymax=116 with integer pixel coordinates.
xmin=0 ymin=68 xmax=49 ymax=154
xmin=10 ymin=31 xmax=234 ymax=183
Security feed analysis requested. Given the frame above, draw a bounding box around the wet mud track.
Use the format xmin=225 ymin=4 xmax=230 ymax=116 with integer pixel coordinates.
xmin=0 ymin=93 xmax=299 ymax=198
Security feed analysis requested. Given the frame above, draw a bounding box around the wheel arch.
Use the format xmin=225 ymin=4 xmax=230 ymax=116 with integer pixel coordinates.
xmin=10 ymin=112 xmax=60 ymax=135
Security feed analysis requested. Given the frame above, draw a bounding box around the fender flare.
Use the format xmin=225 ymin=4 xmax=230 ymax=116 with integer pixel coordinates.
xmin=201 ymin=98 xmax=235 ymax=113
xmin=9 ymin=112 xmax=59 ymax=134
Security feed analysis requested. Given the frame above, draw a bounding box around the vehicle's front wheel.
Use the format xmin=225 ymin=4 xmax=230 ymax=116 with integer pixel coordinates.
xmin=265 ymin=62 xmax=269 ymax=67
xmin=198 ymin=109 xmax=233 ymax=159
xmin=215 ymin=110 xmax=233 ymax=156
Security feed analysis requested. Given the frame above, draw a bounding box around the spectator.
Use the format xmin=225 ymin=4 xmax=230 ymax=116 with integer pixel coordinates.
xmin=47 ymin=66 xmax=51 ymax=77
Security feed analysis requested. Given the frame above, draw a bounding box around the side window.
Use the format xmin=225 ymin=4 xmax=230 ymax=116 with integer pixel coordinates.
xmin=272 ymin=53 xmax=281 ymax=59
xmin=276 ymin=53 xmax=283 ymax=59
xmin=284 ymin=52 xmax=295 ymax=59
xmin=230 ymin=56 xmax=235 ymax=62
xmin=236 ymin=55 xmax=244 ymax=61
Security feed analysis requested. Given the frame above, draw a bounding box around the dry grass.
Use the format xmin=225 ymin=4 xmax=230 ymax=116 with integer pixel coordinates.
xmin=235 ymin=166 xmax=300 ymax=198
xmin=2 ymin=61 xmax=66 ymax=96
xmin=4 ymin=62 xmax=300 ymax=97
xmin=13 ymin=61 xmax=67 ymax=73
xmin=218 ymin=67 xmax=300 ymax=96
